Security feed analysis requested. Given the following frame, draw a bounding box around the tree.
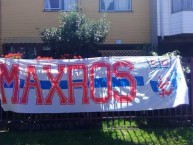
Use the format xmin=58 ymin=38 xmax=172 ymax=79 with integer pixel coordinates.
xmin=41 ymin=11 xmax=110 ymax=58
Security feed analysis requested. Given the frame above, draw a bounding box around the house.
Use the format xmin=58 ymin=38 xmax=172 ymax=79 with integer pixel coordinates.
xmin=0 ymin=0 xmax=151 ymax=58
xmin=156 ymin=0 xmax=193 ymax=56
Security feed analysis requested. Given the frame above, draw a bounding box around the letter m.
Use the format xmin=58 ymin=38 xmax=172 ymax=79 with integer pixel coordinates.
xmin=0 ymin=63 xmax=19 ymax=104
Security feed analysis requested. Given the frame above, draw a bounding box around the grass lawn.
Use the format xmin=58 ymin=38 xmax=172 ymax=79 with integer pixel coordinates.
xmin=0 ymin=126 xmax=193 ymax=145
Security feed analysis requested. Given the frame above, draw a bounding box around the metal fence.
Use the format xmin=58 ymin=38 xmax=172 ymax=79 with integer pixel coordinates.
xmin=0 ymin=57 xmax=193 ymax=131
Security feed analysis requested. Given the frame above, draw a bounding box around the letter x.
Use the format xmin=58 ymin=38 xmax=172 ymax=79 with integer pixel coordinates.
xmin=43 ymin=65 xmax=67 ymax=105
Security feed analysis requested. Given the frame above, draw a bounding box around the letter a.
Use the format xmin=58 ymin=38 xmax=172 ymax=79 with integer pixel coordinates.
xmin=20 ymin=65 xmax=43 ymax=105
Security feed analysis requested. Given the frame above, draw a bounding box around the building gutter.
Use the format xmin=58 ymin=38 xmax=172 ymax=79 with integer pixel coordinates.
xmin=159 ymin=0 xmax=164 ymax=40
xmin=150 ymin=0 xmax=158 ymax=48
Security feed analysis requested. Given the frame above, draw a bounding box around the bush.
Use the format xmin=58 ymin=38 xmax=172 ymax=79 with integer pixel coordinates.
xmin=41 ymin=11 xmax=110 ymax=58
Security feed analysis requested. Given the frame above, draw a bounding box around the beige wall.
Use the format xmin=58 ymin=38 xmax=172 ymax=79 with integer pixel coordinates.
xmin=0 ymin=0 xmax=150 ymax=51
xmin=81 ymin=0 xmax=151 ymax=44
xmin=1 ymin=0 xmax=60 ymax=42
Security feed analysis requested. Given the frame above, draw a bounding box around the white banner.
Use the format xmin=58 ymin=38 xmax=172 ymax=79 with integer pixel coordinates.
xmin=0 ymin=56 xmax=189 ymax=113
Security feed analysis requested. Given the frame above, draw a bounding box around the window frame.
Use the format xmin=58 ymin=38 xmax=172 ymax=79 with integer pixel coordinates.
xmin=99 ymin=0 xmax=132 ymax=12
xmin=172 ymin=0 xmax=193 ymax=13
xmin=44 ymin=0 xmax=78 ymax=12
xmin=44 ymin=0 xmax=60 ymax=11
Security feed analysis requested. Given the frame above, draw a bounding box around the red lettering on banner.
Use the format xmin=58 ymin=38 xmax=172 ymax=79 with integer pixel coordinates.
xmin=68 ymin=64 xmax=88 ymax=104
xmin=158 ymin=77 xmax=173 ymax=97
xmin=44 ymin=65 xmax=67 ymax=105
xmin=0 ymin=59 xmax=139 ymax=107
xmin=20 ymin=65 xmax=43 ymax=105
xmin=90 ymin=62 xmax=112 ymax=104
xmin=113 ymin=61 xmax=136 ymax=103
xmin=0 ymin=63 xmax=19 ymax=104
xmin=148 ymin=59 xmax=171 ymax=68
xmin=150 ymin=60 xmax=160 ymax=67
xmin=161 ymin=59 xmax=169 ymax=67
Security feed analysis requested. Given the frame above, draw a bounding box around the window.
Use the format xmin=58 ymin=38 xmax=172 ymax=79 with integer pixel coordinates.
xmin=172 ymin=0 xmax=193 ymax=13
xmin=44 ymin=0 xmax=77 ymax=11
xmin=100 ymin=0 xmax=132 ymax=12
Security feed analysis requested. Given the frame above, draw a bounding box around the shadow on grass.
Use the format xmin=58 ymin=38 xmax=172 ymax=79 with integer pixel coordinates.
xmin=0 ymin=126 xmax=193 ymax=145
xmin=0 ymin=129 xmax=142 ymax=145
xmin=128 ymin=118 xmax=193 ymax=145
xmin=0 ymin=118 xmax=193 ymax=145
